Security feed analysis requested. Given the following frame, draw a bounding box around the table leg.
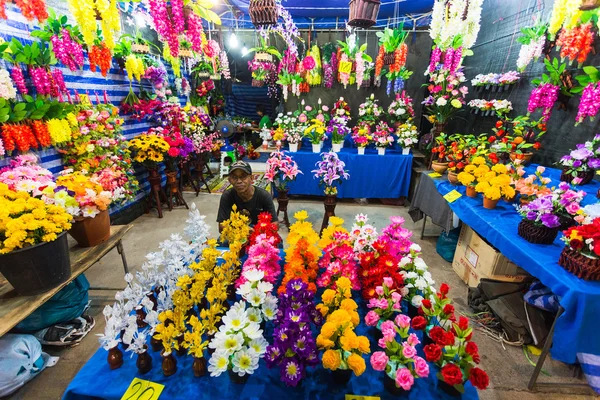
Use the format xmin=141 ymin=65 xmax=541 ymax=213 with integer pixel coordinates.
xmin=420 ymin=216 xmax=427 ymax=240
xmin=116 ymin=240 xmax=129 ymax=274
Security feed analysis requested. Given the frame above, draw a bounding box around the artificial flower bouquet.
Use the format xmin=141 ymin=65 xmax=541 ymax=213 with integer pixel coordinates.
xmin=358 ymin=239 xmax=406 ymax=300
xmin=207 ymin=301 xmax=268 ymax=380
xmin=303 ymin=118 xmax=327 ymax=145
xmin=274 ymin=112 xmax=302 ymax=144
xmin=316 ymin=231 xmax=360 ymax=290
xmin=312 ymin=152 xmax=350 ymax=196
xmin=220 ymin=204 xmax=251 ymax=246
xmin=235 ymin=269 xmax=279 ymax=325
xmin=552 ymin=182 xmax=586 ymax=229
xmin=378 ymin=215 xmax=414 ymax=261
xmin=265 ymin=279 xmax=323 ymax=387
xmin=128 ymin=133 xmax=170 ymax=170
xmin=351 ymin=122 xmax=373 ymax=148
xmin=396 ymin=122 xmax=419 ymax=151
xmin=241 ymin=232 xmax=282 ymax=285
xmin=516 ymin=194 xmax=562 ymax=244
xmin=358 ymin=94 xmax=384 ymax=124
xmin=373 ymin=122 xmax=395 ymax=148
xmin=264 ymin=151 xmax=302 ymax=192
xmin=423 ymin=317 xmax=489 ymax=394
xmin=512 ymin=165 xmax=552 ymax=203
xmin=155 ymin=126 xmax=194 ymax=171
xmin=473 ymin=163 xmax=516 ymax=208
xmin=517 ymin=24 xmax=547 ymax=72
xmin=468 ymin=99 xmax=513 ymax=117
xmin=192 ymin=131 xmax=220 ymax=154
xmin=259 ymin=127 xmax=273 ymax=143
xmin=370 ymin=315 xmax=429 ymax=393
xmin=457 ymin=156 xmax=491 ymax=195
xmin=0 ymin=182 xmax=72 ymax=254
xmin=388 ymin=91 xmax=415 ymax=125
xmin=558 ymin=136 xmax=600 ymax=185
xmin=419 ymin=283 xmax=455 ymax=331
xmin=247 ymin=212 xmax=282 ymax=248
xmin=327 ymin=116 xmax=351 ymax=146
xmin=398 ymin=244 xmax=437 ymax=309
xmin=494 ymin=115 xmax=546 ymax=161
xmin=318 ymin=216 xmax=347 ymax=249
xmin=364 ymin=277 xmax=403 ymax=329
xmin=445 ymin=134 xmax=480 ymax=174
xmin=422 ymin=60 xmax=468 ymax=125
xmin=55 ymin=170 xmax=113 ymax=219
xmin=332 ymin=97 xmax=351 ymax=119
xmin=560 ymin=218 xmax=600 ymax=280
xmin=431 ymin=132 xmax=451 ymax=164
xmin=316 ymin=276 xmax=359 ymax=320
xmin=471 ymin=72 xmax=520 ymax=90
xmin=349 ymin=214 xmax=379 ymax=255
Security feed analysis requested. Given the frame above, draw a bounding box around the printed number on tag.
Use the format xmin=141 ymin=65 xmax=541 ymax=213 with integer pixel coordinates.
xmin=443 ymin=190 xmax=462 ymax=203
xmin=121 ymin=378 xmax=164 ymax=400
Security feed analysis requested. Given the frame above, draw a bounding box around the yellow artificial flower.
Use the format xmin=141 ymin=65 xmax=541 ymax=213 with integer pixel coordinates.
xmin=336 ymin=277 xmax=352 ymax=291
xmin=347 ymin=353 xmax=366 ymax=376
xmin=357 ymin=336 xmax=370 ymax=354
xmin=294 ymin=210 xmax=309 ymax=221
xmin=322 ymin=349 xmax=341 ymax=371
xmin=321 ymin=289 xmax=336 ymax=304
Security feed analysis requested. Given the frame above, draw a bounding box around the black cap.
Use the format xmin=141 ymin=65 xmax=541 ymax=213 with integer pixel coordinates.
xmin=229 ymin=160 xmax=252 ymax=175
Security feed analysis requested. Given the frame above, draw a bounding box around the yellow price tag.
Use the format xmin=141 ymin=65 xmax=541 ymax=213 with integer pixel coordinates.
xmin=121 ymin=378 xmax=164 ymax=400
xmin=428 ymin=172 xmax=442 ymax=178
xmin=78 ymin=94 xmax=91 ymax=106
xmin=339 ymin=61 xmax=353 ymax=74
xmin=444 ymin=190 xmax=462 ymax=203
xmin=346 ymin=396 xmax=380 ymax=400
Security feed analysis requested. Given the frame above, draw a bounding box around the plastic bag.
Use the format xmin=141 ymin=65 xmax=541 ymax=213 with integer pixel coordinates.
xmin=436 ymin=227 xmax=461 ymax=262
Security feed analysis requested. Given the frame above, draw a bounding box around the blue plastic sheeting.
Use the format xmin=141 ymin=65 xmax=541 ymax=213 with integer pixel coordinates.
xmin=284 ymin=147 xmax=412 ymax=198
xmin=431 ymin=166 xmax=600 ymax=364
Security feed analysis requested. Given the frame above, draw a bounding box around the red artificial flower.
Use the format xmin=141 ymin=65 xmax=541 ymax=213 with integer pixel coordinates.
xmin=443 ymin=304 xmax=455 ymax=315
xmin=458 ymin=316 xmax=469 ymax=331
xmin=422 ymin=299 xmax=432 ymax=309
xmin=439 ymin=283 xmax=449 ymax=295
xmin=488 ymin=136 xmax=496 ymax=143
xmin=448 ymin=161 xmax=456 ymax=168
xmin=411 ymin=316 xmax=427 ymax=331
xmin=533 ymin=142 xmax=541 ymax=150
xmin=469 ymin=367 xmax=489 ymax=390
xmin=465 ymin=341 xmax=479 ymax=363
xmin=423 ymin=344 xmax=442 ymax=362
xmin=495 ymin=120 xmax=503 ymax=128
xmin=496 ymin=129 xmax=505 ymax=137
xmin=457 ymin=162 xmax=465 ymax=170
xmin=444 ymin=331 xmax=456 ymax=346
xmin=569 ymin=238 xmax=584 ymax=251
xmin=441 ymin=364 xmax=464 ymax=386
xmin=429 ymin=326 xmax=446 ymax=345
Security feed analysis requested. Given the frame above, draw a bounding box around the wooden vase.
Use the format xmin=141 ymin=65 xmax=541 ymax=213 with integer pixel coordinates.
xmin=161 ymin=351 xmax=177 ymax=377
xmin=193 ymin=356 xmax=207 ymax=377
xmin=107 ymin=345 xmax=124 ymax=370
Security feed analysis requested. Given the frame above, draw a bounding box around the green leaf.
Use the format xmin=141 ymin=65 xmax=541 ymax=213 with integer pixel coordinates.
xmin=13 ymin=103 xmax=26 ymax=112
xmin=0 ymin=115 xmax=8 ymax=123
xmin=583 ymin=66 xmax=598 ymax=75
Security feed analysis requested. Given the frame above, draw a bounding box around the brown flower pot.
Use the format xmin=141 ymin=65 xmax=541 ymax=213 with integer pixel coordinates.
xmin=448 ymin=171 xmax=459 ymax=185
xmin=560 ymin=168 xmax=595 ymax=185
xmin=483 ymin=196 xmax=499 ymax=210
xmin=229 ymin=368 xmax=249 ymax=384
xmin=510 ymin=152 xmax=533 ymax=165
xmin=518 ymin=219 xmax=559 ymax=245
xmin=348 ymin=0 xmax=381 ymax=28
xmin=193 ymin=356 xmax=207 ymax=377
xmin=136 ymin=348 xmax=152 ymax=374
xmin=466 ymin=186 xmax=477 ymax=198
xmin=580 ymin=0 xmax=600 ymax=10
xmin=176 ymin=335 xmax=186 ymax=356
xmin=107 ymin=345 xmax=124 ymax=370
xmin=431 ymin=161 xmax=449 ymax=174
xmin=150 ymin=335 xmax=162 ymax=352
xmin=504 ymin=193 xmax=517 ymax=203
xmin=558 ymin=246 xmax=600 ymax=280
xmin=383 ymin=52 xmax=395 ymax=65
xmin=162 ymin=351 xmax=177 ymax=376
xmin=68 ymin=209 xmax=111 ymax=247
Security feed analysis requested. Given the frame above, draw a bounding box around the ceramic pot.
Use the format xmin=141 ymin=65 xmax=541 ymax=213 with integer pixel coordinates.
xmin=332 ymin=143 xmax=342 ymax=153
xmin=448 ymin=171 xmax=459 ymax=185
xmin=509 ymin=152 xmax=533 ymax=165
xmin=331 ymin=368 xmax=352 ymax=385
xmin=288 ymin=142 xmax=298 ymax=152
xmin=68 ymin=209 xmax=111 ymax=248
xmin=402 ymin=147 xmax=410 ymax=155
xmin=136 ymin=348 xmax=152 ymax=374
xmin=431 ymin=161 xmax=449 ymax=174
xmin=162 ymin=351 xmax=177 ymax=376
xmin=466 ymin=186 xmax=477 ymax=198
xmin=150 ymin=335 xmax=162 ymax=352
xmin=377 ymin=147 xmax=386 ymax=156
xmin=135 ymin=306 xmax=148 ymax=328
xmin=483 ymin=196 xmax=499 ymax=210
xmin=229 ymin=369 xmax=249 ymax=384
xmin=108 ymin=345 xmax=124 ymax=370
xmin=312 ymin=143 xmax=322 ymax=153
xmin=176 ymin=335 xmax=186 ymax=357
xmin=193 ymin=356 xmax=207 ymax=377
xmin=560 ymin=168 xmax=595 ymax=185
xmin=357 ymin=147 xmax=365 ymax=155
xmin=262 ymin=140 xmax=268 ymax=150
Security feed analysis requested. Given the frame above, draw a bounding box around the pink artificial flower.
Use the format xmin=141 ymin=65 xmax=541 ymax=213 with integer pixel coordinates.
xmin=517 ymin=167 xmax=526 ymax=177
xmin=378 ymin=337 xmax=388 ymax=349
xmin=383 ymin=277 xmax=393 ymax=287
xmin=377 ymin=299 xmax=389 ymax=309
xmin=381 ymin=320 xmax=396 ymax=337
xmin=395 ymin=368 xmax=415 ymax=391
xmin=322 ymin=105 xmax=330 ymax=112
xmin=365 ymin=311 xmax=380 ymax=328
xmin=536 ymin=166 xmax=545 ymax=174
xmin=391 ymin=292 xmax=402 ymax=303
xmin=414 ymin=356 xmax=430 ymax=378
xmin=370 ymin=351 xmax=389 ymax=371
xmin=407 ymin=333 xmax=420 ymax=347
xmin=375 ymin=286 xmax=384 ymax=296
xmin=395 ymin=314 xmax=411 ymax=329
xmin=402 ymin=343 xmax=417 ymax=359
xmin=298 ymin=113 xmax=308 ymax=123
xmin=566 ymin=202 xmax=580 ymax=214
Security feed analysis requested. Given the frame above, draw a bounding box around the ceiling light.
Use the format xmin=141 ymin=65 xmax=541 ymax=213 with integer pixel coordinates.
xmin=242 ymin=44 xmax=248 ymax=56
xmin=229 ymin=32 xmax=238 ymax=48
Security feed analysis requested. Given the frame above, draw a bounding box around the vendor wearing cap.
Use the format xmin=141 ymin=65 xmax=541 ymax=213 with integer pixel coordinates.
xmin=217 ymin=160 xmax=278 ymax=232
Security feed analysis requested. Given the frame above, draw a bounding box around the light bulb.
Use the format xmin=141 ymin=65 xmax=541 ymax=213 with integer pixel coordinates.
xmin=229 ymin=32 xmax=238 ymax=48
xmin=242 ymin=45 xmax=248 ymax=56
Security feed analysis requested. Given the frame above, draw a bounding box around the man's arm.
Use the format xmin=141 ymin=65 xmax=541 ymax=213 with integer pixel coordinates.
xmin=217 ymin=190 xmax=234 ymax=233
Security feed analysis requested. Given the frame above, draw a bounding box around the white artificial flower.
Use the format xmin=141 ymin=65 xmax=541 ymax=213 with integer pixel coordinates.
xmin=436 ymin=97 xmax=448 ymax=106
xmin=399 ymin=256 xmax=412 ymax=268
xmin=257 ymin=281 xmax=273 ymax=294
xmin=222 ymin=309 xmax=248 ymax=331
xmin=414 ymin=257 xmax=428 ymax=272
xmin=411 ymin=295 xmax=424 ymax=308
xmin=230 ymin=301 xmax=246 ymax=314
xmin=208 ymin=350 xmax=230 ymax=377
xmin=246 ymin=307 xmax=263 ymax=324
xmin=248 ymin=337 xmax=268 ymax=356
xmin=236 ymin=281 xmax=253 ymax=297
xmin=400 ymin=287 xmax=410 ymax=297
xmin=247 ymin=289 xmax=266 ymax=307
xmin=261 ymin=303 xmax=277 ymax=320
xmin=222 ymin=333 xmax=244 ymax=355
xmin=243 ymin=322 xmax=263 ymax=340
xmin=415 ymin=277 xmax=429 ymax=291
xmin=409 ymin=243 xmax=421 ymax=252
xmin=406 ymin=271 xmax=419 ymax=280
xmin=232 ymin=349 xmax=259 ymax=376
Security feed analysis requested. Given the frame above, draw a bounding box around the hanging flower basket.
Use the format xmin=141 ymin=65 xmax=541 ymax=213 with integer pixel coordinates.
xmin=560 ymin=168 xmax=595 ymax=185
xmin=348 ymin=0 xmax=381 ymax=28
xmin=249 ymin=0 xmax=278 ymax=27
xmin=383 ymin=52 xmax=395 ymax=65
xmin=580 ymin=0 xmax=600 ymax=11
xmin=254 ymin=52 xmax=274 ymax=63
xmin=252 ymin=79 xmax=265 ymax=87
xmin=179 ymin=49 xmax=193 ymax=58
xmin=558 ymin=247 xmax=600 ymax=280
xmin=518 ymin=219 xmax=559 ymax=245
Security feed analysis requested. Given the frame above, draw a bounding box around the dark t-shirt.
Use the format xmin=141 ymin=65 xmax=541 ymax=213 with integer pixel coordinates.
xmin=217 ymin=186 xmax=278 ymax=225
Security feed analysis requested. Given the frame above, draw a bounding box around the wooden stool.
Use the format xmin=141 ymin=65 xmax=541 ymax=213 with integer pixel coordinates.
xmin=320 ymin=194 xmax=337 ymax=234
xmin=178 ymin=160 xmax=199 ymax=196
xmin=146 ymin=170 xmax=168 ymax=218
xmin=276 ymin=190 xmax=291 ymax=231
xmin=166 ymin=171 xmax=189 ymax=211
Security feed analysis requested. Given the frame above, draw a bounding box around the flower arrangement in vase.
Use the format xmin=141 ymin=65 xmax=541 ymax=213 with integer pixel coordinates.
xmin=207 ymin=301 xmax=268 ymax=383
xmin=128 ymin=133 xmax=170 ymax=171
xmin=388 ymin=91 xmax=415 ymax=126
xmin=445 ymin=134 xmax=481 ymax=182
xmin=349 ymin=214 xmax=379 ymax=255
xmin=558 ymin=136 xmax=600 ymax=185
xmin=516 ymin=194 xmax=562 ymax=244
xmin=364 ymin=277 xmax=403 ymax=331
xmin=560 ymin=218 xmax=600 ymax=280
xmin=56 ymin=170 xmax=113 ymax=219
xmin=358 ymin=94 xmax=384 ymax=124
xmin=552 ymin=182 xmax=586 ymax=230
xmin=265 ymin=278 xmax=322 ymax=386
xmin=473 ymin=163 xmax=515 ymax=209
xmin=351 ymin=122 xmax=373 ymax=154
xmin=332 ymin=97 xmax=351 ymax=118
xmin=317 ymin=278 xmax=369 ymax=383
xmin=327 ymin=116 xmax=351 ymax=153
xmin=430 ymin=132 xmax=451 ymax=173
xmin=279 ymin=211 xmax=321 ymax=294
xmin=264 ymin=151 xmax=302 ymax=193
xmin=274 ymin=112 xmax=302 ymax=150
xmin=423 ymin=316 xmax=489 ymax=395
xmin=236 ymin=269 xmax=279 ymax=326
xmin=241 ymin=230 xmax=282 ymax=283
xmin=373 ymin=122 xmax=394 ymax=155
xmin=457 ymin=156 xmax=491 ymax=198
xmin=312 ymin=152 xmax=350 ymax=197
xmin=304 ymin=119 xmax=327 ymax=153
xmin=370 ymin=314 xmax=429 ymax=394
xmin=316 ymin=231 xmax=360 ymax=290
xmin=398 ymin=244 xmax=437 ymax=311
xmin=512 ymin=165 xmax=552 ymax=203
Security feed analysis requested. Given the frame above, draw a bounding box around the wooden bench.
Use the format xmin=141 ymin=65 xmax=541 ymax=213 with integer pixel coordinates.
xmin=0 ymin=224 xmax=133 ymax=337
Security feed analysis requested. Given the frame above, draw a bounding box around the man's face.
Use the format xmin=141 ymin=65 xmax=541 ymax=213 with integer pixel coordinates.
xmin=229 ymin=170 xmax=252 ymax=194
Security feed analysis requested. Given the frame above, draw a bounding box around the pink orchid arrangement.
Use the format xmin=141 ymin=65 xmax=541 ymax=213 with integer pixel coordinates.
xmin=379 ymin=216 xmax=413 ymax=262
xmin=51 ymin=29 xmax=84 ymax=71
xmin=442 ymin=46 xmax=463 ymax=75
xmin=370 ymin=314 xmax=429 ymax=391
xmin=364 ymin=276 xmax=402 ymax=327
xmin=148 ymin=0 xmax=178 ymax=57
xmin=527 ymin=83 xmax=559 ymax=122
xmin=185 ymin=11 xmax=204 ymax=52
xmin=302 ymin=55 xmax=316 ymax=71
xmin=237 ymin=234 xmax=281 ymax=287
xmin=52 ymin=69 xmax=68 ymax=95
xmin=316 ymin=231 xmax=360 ymax=290
xmin=264 ymin=151 xmax=302 ymax=191
xmin=576 ymin=82 xmax=600 ymax=125
xmin=30 ymin=67 xmax=52 ymax=96
xmin=10 ymin=67 xmax=27 ymax=95
xmin=312 ymin=151 xmax=350 ymax=196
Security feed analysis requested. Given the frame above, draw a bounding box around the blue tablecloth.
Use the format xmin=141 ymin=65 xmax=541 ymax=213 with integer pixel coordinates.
xmin=432 ymin=166 xmax=600 ymax=364
xmin=285 ymin=147 xmax=413 ymax=199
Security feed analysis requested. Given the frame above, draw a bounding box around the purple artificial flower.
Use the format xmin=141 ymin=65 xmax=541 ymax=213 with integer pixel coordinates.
xmin=589 ymin=158 xmax=600 ymax=169
xmin=280 ymin=359 xmax=303 ymax=386
xmin=571 ymin=147 xmax=594 ymax=160
xmin=573 ymin=160 xmax=583 ymax=168
xmin=540 ymin=213 xmax=560 ymax=228
xmin=558 ymin=181 xmax=570 ymax=191
xmin=527 ymin=211 xmax=537 ymax=221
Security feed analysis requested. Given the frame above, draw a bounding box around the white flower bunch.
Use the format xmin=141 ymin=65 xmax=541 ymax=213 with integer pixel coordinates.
xmin=0 ymin=69 xmax=16 ymax=100
xmin=397 ymin=122 xmax=419 ymax=148
xmin=236 ymin=269 xmax=278 ymax=323
xmin=259 ymin=127 xmax=273 ymax=141
xmin=398 ymin=244 xmax=437 ymax=307
xmin=208 ymin=301 xmax=268 ymax=377
xmin=349 ymin=214 xmax=379 ymax=255
xmin=517 ymin=35 xmax=545 ymax=72
xmin=430 ymin=0 xmax=483 ymax=50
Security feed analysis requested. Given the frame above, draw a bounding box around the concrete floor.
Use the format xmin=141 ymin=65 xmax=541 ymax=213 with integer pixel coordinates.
xmin=5 ymin=191 xmax=598 ymax=399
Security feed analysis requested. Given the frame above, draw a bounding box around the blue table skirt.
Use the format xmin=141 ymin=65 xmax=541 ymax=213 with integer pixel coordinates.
xmin=285 ymin=147 xmax=413 ymax=199
xmin=432 ymin=165 xmax=600 ymax=364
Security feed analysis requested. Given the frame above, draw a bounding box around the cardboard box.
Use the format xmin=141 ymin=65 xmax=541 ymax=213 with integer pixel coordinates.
xmin=452 ymin=225 xmax=531 ymax=287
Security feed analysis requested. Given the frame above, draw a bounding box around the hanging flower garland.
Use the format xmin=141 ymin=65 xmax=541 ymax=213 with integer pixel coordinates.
xmin=148 ymin=0 xmax=179 ymax=57
xmin=186 ymin=12 xmax=204 ymax=52
xmin=548 ymin=0 xmax=583 ymax=39
xmin=355 ymin=51 xmax=365 ymax=89
xmin=89 ymin=42 xmax=112 ymax=77
xmin=67 ymin=0 xmax=120 ymax=51
xmin=576 ymin=82 xmax=600 ymax=125
xmin=528 ymin=83 xmax=559 ymax=122
xmin=8 ymin=0 xmax=48 ymax=22
xmin=51 ymin=29 xmax=85 ymax=71
xmin=220 ymin=51 xmax=231 ymax=80
xmin=95 ymin=0 xmax=120 ymax=50
xmin=556 ymin=23 xmax=595 ymax=66
xmin=430 ymin=0 xmax=483 ymax=50
xmin=10 ymin=67 xmax=27 ymax=95
xmin=516 ymin=26 xmax=546 ymax=72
